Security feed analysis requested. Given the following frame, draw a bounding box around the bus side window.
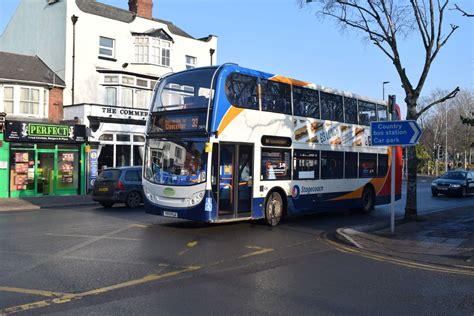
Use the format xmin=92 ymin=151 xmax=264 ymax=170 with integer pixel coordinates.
xmin=224 ymin=73 xmax=259 ymax=110
xmin=293 ymin=87 xmax=320 ymax=119
xmin=358 ymin=101 xmax=377 ymax=125
xmin=321 ymin=151 xmax=343 ymax=179
xmin=344 ymin=152 xmax=358 ymax=178
xmin=261 ymin=79 xmax=291 ymax=115
xmin=377 ymin=104 xmax=388 ymax=121
xmin=321 ymin=92 xmax=343 ymax=122
xmin=344 ymin=97 xmax=358 ymax=124
xmin=359 ymin=153 xmax=377 ymax=178
xmin=378 ymin=154 xmax=389 ymax=177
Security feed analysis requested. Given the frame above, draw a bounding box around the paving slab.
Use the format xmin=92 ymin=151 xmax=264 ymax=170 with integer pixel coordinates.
xmin=0 ymin=195 xmax=98 ymax=212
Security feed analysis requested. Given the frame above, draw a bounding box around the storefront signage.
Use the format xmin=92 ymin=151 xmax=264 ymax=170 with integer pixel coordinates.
xmin=5 ymin=121 xmax=86 ymax=143
xmin=90 ymin=105 xmax=148 ymax=121
xmin=89 ymin=149 xmax=99 ymax=188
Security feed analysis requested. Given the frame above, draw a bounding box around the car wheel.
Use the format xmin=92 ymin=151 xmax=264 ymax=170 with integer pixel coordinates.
xmin=360 ymin=186 xmax=375 ymax=214
xmin=265 ymin=191 xmax=284 ymax=227
xmin=126 ymin=191 xmax=142 ymax=208
xmin=100 ymin=202 xmax=114 ymax=208
xmin=431 ymin=189 xmax=438 ymax=197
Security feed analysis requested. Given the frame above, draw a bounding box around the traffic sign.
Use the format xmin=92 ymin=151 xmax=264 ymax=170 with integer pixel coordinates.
xmin=370 ymin=120 xmax=422 ymax=146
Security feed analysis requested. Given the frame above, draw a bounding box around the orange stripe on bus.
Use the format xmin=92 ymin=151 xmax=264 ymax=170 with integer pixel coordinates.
xmin=270 ymin=75 xmax=310 ymax=87
xmin=217 ymin=106 xmax=244 ymax=135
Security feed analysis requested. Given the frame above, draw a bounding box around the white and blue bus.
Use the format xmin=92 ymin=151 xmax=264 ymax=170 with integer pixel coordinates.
xmin=143 ymin=64 xmax=402 ymax=226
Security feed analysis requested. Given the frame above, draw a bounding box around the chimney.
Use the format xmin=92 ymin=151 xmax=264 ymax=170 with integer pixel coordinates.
xmin=128 ymin=0 xmax=153 ymax=19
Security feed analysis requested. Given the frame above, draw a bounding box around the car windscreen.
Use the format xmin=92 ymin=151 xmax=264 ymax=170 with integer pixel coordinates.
xmin=440 ymin=172 xmax=466 ymax=180
xmin=97 ymin=169 xmax=121 ymax=181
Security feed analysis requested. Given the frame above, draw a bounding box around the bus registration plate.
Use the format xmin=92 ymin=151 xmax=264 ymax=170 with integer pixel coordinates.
xmin=163 ymin=211 xmax=178 ymax=218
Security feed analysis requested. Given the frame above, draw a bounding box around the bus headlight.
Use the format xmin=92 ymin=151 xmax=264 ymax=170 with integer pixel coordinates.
xmin=144 ymin=187 xmax=155 ymax=202
xmin=190 ymin=191 xmax=205 ymax=206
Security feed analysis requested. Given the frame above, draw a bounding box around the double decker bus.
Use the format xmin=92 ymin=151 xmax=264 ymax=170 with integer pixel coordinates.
xmin=143 ymin=64 xmax=402 ymax=226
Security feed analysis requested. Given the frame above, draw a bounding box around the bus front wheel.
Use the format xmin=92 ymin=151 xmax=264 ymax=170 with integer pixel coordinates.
xmin=265 ymin=191 xmax=284 ymax=226
xmin=360 ymin=186 xmax=375 ymax=214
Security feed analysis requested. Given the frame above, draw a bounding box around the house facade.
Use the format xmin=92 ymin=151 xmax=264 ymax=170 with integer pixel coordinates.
xmin=0 ymin=52 xmax=87 ymax=198
xmin=1 ymin=0 xmax=218 ymax=190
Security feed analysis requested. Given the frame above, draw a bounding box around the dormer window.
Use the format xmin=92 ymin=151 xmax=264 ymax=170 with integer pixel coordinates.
xmin=132 ymin=28 xmax=173 ymax=67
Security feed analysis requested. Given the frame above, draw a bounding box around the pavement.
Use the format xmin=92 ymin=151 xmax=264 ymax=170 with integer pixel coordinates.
xmin=336 ymin=205 xmax=474 ymax=270
xmin=0 ymin=194 xmax=98 ymax=212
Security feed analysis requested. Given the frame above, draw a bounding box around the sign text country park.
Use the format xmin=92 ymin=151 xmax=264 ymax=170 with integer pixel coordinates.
xmin=370 ymin=120 xmax=422 ymax=146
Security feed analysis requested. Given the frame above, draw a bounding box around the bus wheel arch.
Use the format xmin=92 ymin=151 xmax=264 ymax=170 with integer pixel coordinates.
xmin=360 ymin=184 xmax=375 ymax=213
xmin=264 ymin=188 xmax=287 ymax=226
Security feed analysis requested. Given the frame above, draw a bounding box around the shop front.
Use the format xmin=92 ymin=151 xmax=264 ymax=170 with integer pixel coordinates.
xmin=3 ymin=121 xmax=87 ymax=197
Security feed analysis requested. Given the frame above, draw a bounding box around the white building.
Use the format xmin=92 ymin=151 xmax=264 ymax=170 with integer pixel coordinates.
xmin=1 ymin=0 xmax=218 ymax=170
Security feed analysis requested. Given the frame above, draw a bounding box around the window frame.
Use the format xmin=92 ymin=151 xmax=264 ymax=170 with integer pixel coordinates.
xmin=293 ymin=86 xmax=320 ymax=119
xmin=320 ymin=150 xmax=344 ymax=179
xmin=260 ymin=79 xmax=292 ymax=115
xmin=224 ymin=73 xmax=259 ymax=110
xmin=261 ymin=147 xmax=292 ymax=181
xmin=320 ymin=91 xmax=344 ymax=122
xmin=293 ymin=149 xmax=320 ymax=180
xmin=99 ymin=36 xmax=115 ymax=58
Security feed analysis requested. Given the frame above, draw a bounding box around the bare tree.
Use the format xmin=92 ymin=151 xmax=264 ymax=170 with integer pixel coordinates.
xmin=300 ymin=0 xmax=460 ymax=220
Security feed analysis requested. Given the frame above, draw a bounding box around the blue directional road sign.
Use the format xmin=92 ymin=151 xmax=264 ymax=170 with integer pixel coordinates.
xmin=370 ymin=120 xmax=422 ymax=146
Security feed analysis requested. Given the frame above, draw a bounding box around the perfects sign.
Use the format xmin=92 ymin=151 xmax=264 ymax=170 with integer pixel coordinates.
xmin=5 ymin=121 xmax=86 ymax=143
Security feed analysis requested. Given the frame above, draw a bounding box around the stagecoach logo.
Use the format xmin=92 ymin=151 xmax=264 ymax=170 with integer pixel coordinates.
xmin=291 ymin=185 xmax=301 ymax=199
xmin=163 ymin=187 xmax=175 ymax=197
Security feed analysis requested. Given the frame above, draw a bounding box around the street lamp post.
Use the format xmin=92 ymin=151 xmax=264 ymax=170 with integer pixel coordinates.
xmin=382 ymin=81 xmax=390 ymax=100
xmin=71 ymin=15 xmax=78 ymax=106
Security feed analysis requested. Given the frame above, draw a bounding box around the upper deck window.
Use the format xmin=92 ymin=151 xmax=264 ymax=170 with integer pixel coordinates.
xmin=344 ymin=97 xmax=358 ymax=124
xmin=320 ymin=92 xmax=343 ymax=122
xmin=293 ymin=87 xmax=320 ymax=119
xmin=358 ymin=101 xmax=377 ymax=126
xmin=225 ymin=73 xmax=259 ymax=110
xmin=151 ymin=68 xmax=216 ymax=112
xmin=261 ymin=79 xmax=291 ymax=114
xmin=377 ymin=104 xmax=389 ymax=121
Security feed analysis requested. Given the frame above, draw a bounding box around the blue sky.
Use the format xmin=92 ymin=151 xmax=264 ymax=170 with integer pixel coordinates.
xmin=1 ymin=0 xmax=473 ymax=118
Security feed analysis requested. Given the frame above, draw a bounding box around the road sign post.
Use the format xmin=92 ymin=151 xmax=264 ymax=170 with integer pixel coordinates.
xmin=371 ymin=99 xmax=422 ymax=234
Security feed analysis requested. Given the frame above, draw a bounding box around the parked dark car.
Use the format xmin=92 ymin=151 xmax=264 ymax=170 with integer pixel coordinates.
xmin=92 ymin=166 xmax=143 ymax=208
xmin=431 ymin=170 xmax=474 ymax=197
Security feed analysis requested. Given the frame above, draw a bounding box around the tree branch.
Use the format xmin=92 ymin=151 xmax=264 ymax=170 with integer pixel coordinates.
xmin=452 ymin=4 xmax=474 ymax=17
xmin=416 ymin=86 xmax=460 ymax=119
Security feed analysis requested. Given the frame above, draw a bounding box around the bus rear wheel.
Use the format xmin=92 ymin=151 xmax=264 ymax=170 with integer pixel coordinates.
xmin=360 ymin=186 xmax=375 ymax=214
xmin=265 ymin=191 xmax=284 ymax=226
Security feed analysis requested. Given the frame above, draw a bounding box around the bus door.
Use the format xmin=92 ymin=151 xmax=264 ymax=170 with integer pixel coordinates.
xmin=214 ymin=143 xmax=253 ymax=219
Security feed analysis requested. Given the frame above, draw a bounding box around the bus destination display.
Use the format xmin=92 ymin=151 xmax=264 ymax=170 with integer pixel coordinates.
xmin=153 ymin=112 xmax=206 ymax=132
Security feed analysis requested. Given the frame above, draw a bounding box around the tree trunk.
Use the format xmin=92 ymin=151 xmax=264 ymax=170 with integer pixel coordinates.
xmin=405 ymin=97 xmax=418 ymax=220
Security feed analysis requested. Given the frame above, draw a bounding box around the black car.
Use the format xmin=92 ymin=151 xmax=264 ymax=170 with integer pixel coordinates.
xmin=431 ymin=170 xmax=474 ymax=197
xmin=92 ymin=166 xmax=143 ymax=208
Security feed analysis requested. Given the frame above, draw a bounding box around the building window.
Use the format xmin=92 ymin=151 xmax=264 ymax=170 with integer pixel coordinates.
xmin=186 ymin=55 xmax=196 ymax=69
xmin=105 ymin=87 xmax=117 ymax=106
xmin=134 ymin=36 xmax=171 ymax=67
xmin=99 ymin=36 xmax=115 ymax=58
xmin=136 ymin=79 xmax=148 ymax=88
xmin=122 ymin=76 xmax=134 ymax=85
xmin=43 ymin=90 xmax=48 ymax=118
xmin=104 ymin=75 xmax=119 ymax=83
xmin=20 ymin=87 xmax=39 ymax=115
xmin=121 ymin=88 xmax=134 ymax=107
xmin=3 ymin=86 xmax=14 ymax=114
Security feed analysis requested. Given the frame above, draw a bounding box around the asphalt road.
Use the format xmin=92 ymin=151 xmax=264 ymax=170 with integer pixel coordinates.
xmin=0 ymin=180 xmax=473 ymax=315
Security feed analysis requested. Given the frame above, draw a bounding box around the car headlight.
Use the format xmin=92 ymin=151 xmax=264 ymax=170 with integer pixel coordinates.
xmin=450 ymin=184 xmax=461 ymax=188
xmin=189 ymin=191 xmax=205 ymax=206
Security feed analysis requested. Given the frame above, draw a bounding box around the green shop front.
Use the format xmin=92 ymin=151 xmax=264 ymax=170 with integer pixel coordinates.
xmin=2 ymin=121 xmax=87 ymax=197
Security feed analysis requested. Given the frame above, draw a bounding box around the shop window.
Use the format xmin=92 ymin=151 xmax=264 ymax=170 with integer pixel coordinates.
xmin=293 ymin=87 xmax=319 ymax=119
xmin=345 ymin=152 xmax=358 ymax=178
xmin=20 ymin=87 xmax=39 ymax=115
xmin=261 ymin=79 xmax=292 ymax=114
xmin=133 ymin=145 xmax=144 ymax=166
xmin=116 ymin=145 xmax=131 ymax=166
xmin=344 ymin=97 xmax=358 ymax=124
xmin=225 ymin=73 xmax=259 ymax=110
xmin=358 ymin=101 xmax=377 ymax=126
xmin=10 ymin=150 xmax=35 ymax=192
xmin=4 ymin=86 xmax=14 ymax=114
xmin=359 ymin=153 xmax=377 ymax=178
xmin=99 ymin=134 xmax=113 ymax=141
xmin=261 ymin=148 xmax=291 ymax=181
xmin=57 ymin=151 xmax=79 ymax=190
xmin=320 ymin=92 xmax=343 ymax=122
xmin=134 ymin=135 xmax=145 ymax=142
xmin=117 ymin=134 xmax=131 ymax=142
xmin=378 ymin=154 xmax=389 ymax=177
xmin=98 ymin=145 xmax=114 ymax=170
xmin=293 ymin=150 xmax=319 ymax=180
xmin=321 ymin=151 xmax=343 ymax=179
